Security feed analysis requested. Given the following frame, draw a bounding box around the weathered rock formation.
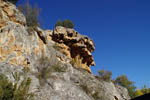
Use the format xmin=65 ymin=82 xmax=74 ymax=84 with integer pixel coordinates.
xmin=0 ymin=0 xmax=95 ymax=72
xmin=0 ymin=1 xmax=131 ymax=100
xmin=52 ymin=26 xmax=95 ymax=72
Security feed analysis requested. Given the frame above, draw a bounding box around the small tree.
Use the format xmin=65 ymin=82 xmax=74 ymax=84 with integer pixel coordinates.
xmin=55 ymin=19 xmax=63 ymax=27
xmin=55 ymin=19 xmax=74 ymax=28
xmin=7 ymin=0 xmax=19 ymax=4
xmin=0 ymin=71 xmax=34 ymax=100
xmin=97 ymin=69 xmax=112 ymax=82
xmin=62 ymin=19 xmax=74 ymax=28
xmin=18 ymin=2 xmax=40 ymax=28
xmin=114 ymin=75 xmax=136 ymax=98
xmin=135 ymin=89 xmax=144 ymax=97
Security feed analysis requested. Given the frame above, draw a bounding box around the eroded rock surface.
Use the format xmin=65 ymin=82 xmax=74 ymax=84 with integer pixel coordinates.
xmin=52 ymin=26 xmax=95 ymax=72
xmin=0 ymin=1 xmax=131 ymax=100
xmin=0 ymin=0 xmax=95 ymax=72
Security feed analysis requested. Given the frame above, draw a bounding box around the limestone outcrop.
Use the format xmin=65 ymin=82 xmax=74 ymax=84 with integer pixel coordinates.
xmin=0 ymin=1 xmax=131 ymax=100
xmin=52 ymin=26 xmax=95 ymax=72
xmin=0 ymin=0 xmax=95 ymax=72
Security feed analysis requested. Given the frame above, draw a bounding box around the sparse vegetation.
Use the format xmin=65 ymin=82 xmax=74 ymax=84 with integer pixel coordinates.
xmin=18 ymin=2 xmax=40 ymax=28
xmin=80 ymin=84 xmax=90 ymax=94
xmin=135 ymin=89 xmax=143 ymax=97
xmin=55 ymin=19 xmax=74 ymax=28
xmin=0 ymin=70 xmax=33 ymax=100
xmin=141 ymin=85 xmax=150 ymax=94
xmin=55 ymin=19 xmax=63 ymax=27
xmin=132 ymin=85 xmax=150 ymax=98
xmin=97 ymin=69 xmax=112 ymax=82
xmin=114 ymin=75 xmax=136 ymax=98
xmin=113 ymin=75 xmax=150 ymax=98
xmin=80 ymin=84 xmax=102 ymax=100
xmin=35 ymin=56 xmax=66 ymax=86
xmin=62 ymin=19 xmax=74 ymax=28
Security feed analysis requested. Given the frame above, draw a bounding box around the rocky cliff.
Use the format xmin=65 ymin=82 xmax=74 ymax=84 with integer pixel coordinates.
xmin=0 ymin=1 xmax=131 ymax=100
xmin=52 ymin=26 xmax=95 ymax=72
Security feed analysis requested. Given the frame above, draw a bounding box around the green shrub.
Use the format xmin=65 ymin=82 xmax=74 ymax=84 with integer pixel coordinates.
xmin=35 ymin=56 xmax=66 ymax=86
xmin=114 ymin=75 xmax=136 ymax=98
xmin=80 ymin=85 xmax=102 ymax=100
xmin=62 ymin=19 xmax=74 ymax=28
xmin=55 ymin=19 xmax=74 ymax=28
xmin=0 ymin=71 xmax=33 ymax=100
xmin=0 ymin=74 xmax=14 ymax=100
xmin=7 ymin=0 xmax=19 ymax=4
xmin=18 ymin=2 xmax=40 ymax=28
xmin=97 ymin=69 xmax=112 ymax=82
xmin=55 ymin=19 xmax=63 ymax=27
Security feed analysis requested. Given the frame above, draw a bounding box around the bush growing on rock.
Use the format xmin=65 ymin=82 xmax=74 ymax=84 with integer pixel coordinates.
xmin=55 ymin=19 xmax=74 ymax=28
xmin=55 ymin=19 xmax=63 ymax=27
xmin=114 ymin=75 xmax=136 ymax=98
xmin=18 ymin=2 xmax=40 ymax=28
xmin=97 ymin=69 xmax=112 ymax=82
xmin=114 ymin=75 xmax=150 ymax=98
xmin=35 ymin=56 xmax=67 ymax=86
xmin=133 ymin=85 xmax=150 ymax=98
xmin=62 ymin=19 xmax=74 ymax=28
xmin=0 ymin=72 xmax=34 ymax=100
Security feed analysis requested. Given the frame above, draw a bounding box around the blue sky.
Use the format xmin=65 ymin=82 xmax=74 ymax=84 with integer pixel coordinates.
xmin=18 ymin=0 xmax=150 ymax=88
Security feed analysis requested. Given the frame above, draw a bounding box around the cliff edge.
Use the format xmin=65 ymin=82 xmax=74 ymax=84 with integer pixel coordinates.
xmin=0 ymin=1 xmax=130 ymax=100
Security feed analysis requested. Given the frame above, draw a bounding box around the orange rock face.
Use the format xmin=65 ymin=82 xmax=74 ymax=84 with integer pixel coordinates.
xmin=0 ymin=0 xmax=95 ymax=73
xmin=51 ymin=26 xmax=95 ymax=72
xmin=0 ymin=1 xmax=45 ymax=68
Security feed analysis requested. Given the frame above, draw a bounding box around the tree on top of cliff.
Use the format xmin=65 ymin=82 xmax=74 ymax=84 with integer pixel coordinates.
xmin=55 ymin=19 xmax=74 ymax=28
xmin=7 ymin=0 xmax=19 ymax=4
xmin=55 ymin=19 xmax=63 ymax=27
xmin=62 ymin=20 xmax=74 ymax=28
